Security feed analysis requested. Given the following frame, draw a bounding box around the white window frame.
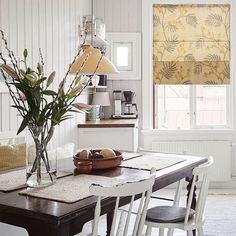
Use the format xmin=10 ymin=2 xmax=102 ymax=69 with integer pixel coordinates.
xmin=106 ymin=32 xmax=141 ymax=80
xmin=154 ymin=85 xmax=231 ymax=130
xmin=142 ymin=0 xmax=235 ymax=131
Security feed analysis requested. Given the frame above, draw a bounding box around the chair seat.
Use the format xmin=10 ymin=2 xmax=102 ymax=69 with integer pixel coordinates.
xmin=146 ymin=206 xmax=195 ymax=223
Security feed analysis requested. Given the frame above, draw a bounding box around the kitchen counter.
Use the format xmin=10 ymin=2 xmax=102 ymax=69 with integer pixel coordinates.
xmin=77 ymin=118 xmax=138 ymax=128
xmin=77 ymin=119 xmax=139 ymax=151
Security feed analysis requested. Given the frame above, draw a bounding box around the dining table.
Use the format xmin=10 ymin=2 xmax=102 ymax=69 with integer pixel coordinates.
xmin=0 ymin=152 xmax=207 ymax=236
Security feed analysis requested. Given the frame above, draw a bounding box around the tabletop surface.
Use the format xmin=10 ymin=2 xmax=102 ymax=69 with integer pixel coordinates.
xmin=77 ymin=118 xmax=138 ymax=128
xmin=0 ymin=153 xmax=207 ymax=225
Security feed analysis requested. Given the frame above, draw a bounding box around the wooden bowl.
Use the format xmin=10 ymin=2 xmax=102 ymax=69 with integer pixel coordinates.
xmin=73 ymin=149 xmax=123 ymax=170
xmin=76 ymin=161 xmax=93 ymax=174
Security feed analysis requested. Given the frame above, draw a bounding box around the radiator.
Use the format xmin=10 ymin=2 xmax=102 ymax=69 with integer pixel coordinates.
xmin=151 ymin=141 xmax=231 ymax=181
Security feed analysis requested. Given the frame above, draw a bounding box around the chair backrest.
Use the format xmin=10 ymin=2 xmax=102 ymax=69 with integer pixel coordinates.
xmin=184 ymin=156 xmax=214 ymax=225
xmin=90 ymin=168 xmax=156 ymax=236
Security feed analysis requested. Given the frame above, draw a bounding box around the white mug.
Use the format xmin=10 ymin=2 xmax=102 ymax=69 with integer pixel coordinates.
xmin=91 ymin=75 xmax=100 ymax=86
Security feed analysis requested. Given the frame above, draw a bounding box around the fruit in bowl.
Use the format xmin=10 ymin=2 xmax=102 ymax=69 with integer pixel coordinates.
xmin=73 ymin=148 xmax=123 ymax=170
xmin=92 ymin=152 xmax=104 ymax=159
xmin=78 ymin=149 xmax=91 ymax=159
xmin=100 ymin=148 xmax=116 ymax=158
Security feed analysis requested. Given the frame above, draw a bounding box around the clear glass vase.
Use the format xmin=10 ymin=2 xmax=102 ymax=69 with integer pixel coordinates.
xmin=26 ymin=125 xmax=57 ymax=188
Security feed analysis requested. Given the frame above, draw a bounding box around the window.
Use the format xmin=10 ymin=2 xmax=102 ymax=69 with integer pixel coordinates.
xmin=156 ymin=85 xmax=190 ymax=130
xmin=106 ymin=32 xmax=141 ymax=80
xmin=114 ymin=42 xmax=132 ymax=71
xmin=196 ymin=85 xmax=227 ymax=126
xmin=155 ymin=85 xmax=229 ymax=129
xmin=153 ymin=4 xmax=231 ymax=130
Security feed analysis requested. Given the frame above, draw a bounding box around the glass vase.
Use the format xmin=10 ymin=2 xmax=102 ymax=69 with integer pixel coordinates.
xmin=26 ymin=125 xmax=57 ymax=188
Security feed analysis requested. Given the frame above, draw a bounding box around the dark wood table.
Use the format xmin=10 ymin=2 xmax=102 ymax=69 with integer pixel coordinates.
xmin=0 ymin=154 xmax=207 ymax=236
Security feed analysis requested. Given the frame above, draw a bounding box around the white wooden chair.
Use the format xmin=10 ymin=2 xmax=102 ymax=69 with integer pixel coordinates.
xmin=137 ymin=148 xmax=184 ymax=204
xmin=144 ymin=156 xmax=214 ymax=236
xmin=89 ymin=168 xmax=156 ymax=236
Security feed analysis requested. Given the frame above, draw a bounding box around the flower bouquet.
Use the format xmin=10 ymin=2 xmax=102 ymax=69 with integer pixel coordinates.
xmin=0 ymin=30 xmax=96 ymax=187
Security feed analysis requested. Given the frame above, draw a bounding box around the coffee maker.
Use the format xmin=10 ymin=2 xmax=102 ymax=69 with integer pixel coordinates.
xmin=123 ymin=91 xmax=138 ymax=117
xmin=112 ymin=90 xmax=138 ymax=119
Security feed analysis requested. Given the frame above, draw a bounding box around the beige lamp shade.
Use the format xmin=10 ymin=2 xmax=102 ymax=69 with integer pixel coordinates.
xmin=70 ymin=45 xmax=119 ymax=75
xmin=92 ymin=92 xmax=110 ymax=106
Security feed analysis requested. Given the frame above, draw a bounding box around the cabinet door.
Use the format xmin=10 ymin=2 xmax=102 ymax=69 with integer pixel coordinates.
xmin=78 ymin=128 xmax=136 ymax=151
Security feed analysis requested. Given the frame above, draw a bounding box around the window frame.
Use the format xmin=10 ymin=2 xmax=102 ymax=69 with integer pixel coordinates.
xmin=154 ymin=85 xmax=231 ymax=130
xmin=106 ymin=32 xmax=141 ymax=80
xmin=142 ymin=0 xmax=235 ymax=131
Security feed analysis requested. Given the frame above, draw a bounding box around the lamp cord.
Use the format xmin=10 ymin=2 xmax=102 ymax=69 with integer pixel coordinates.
xmin=91 ymin=0 xmax=94 ymax=46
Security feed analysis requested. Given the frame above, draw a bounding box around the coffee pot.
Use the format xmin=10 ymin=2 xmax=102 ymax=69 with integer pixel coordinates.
xmin=124 ymin=103 xmax=138 ymax=115
xmin=123 ymin=91 xmax=138 ymax=116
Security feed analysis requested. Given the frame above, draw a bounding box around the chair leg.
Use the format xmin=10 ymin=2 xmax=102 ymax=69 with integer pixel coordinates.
xmin=197 ymin=227 xmax=204 ymax=236
xmin=91 ymin=220 xmax=94 ymax=230
xmin=159 ymin=228 xmax=165 ymax=236
xmin=167 ymin=228 xmax=174 ymax=236
xmin=116 ymin=211 xmax=126 ymax=235
xmin=145 ymin=226 xmax=152 ymax=236
xmin=187 ymin=230 xmax=193 ymax=236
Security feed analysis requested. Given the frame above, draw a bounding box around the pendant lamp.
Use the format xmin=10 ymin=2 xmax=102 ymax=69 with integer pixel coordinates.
xmin=70 ymin=0 xmax=118 ymax=75
xmin=70 ymin=45 xmax=118 ymax=75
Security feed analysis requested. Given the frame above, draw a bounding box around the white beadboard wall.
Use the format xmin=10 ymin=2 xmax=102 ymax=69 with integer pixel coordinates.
xmin=0 ymin=0 xmax=90 ymax=149
xmin=94 ymin=0 xmax=143 ymax=121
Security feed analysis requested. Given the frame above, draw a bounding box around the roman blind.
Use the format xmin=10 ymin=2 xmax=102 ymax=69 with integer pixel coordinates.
xmin=153 ymin=4 xmax=230 ymax=84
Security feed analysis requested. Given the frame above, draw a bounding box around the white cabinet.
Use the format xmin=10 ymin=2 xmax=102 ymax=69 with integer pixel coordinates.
xmin=77 ymin=119 xmax=138 ymax=152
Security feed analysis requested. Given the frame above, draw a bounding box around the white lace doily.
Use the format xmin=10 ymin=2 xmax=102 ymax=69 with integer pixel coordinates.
xmin=121 ymin=153 xmax=186 ymax=170
xmin=0 ymin=169 xmax=72 ymax=192
xmin=0 ymin=169 xmax=26 ymax=191
xmin=20 ymin=174 xmax=125 ymax=203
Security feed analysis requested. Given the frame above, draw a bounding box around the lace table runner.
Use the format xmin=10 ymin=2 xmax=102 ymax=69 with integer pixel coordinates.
xmin=122 ymin=152 xmax=143 ymax=160
xmin=19 ymin=175 xmax=125 ymax=203
xmin=121 ymin=153 xmax=186 ymax=171
xmin=0 ymin=169 xmax=72 ymax=192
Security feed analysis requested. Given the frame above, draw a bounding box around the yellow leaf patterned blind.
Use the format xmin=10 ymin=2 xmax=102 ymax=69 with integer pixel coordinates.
xmin=153 ymin=4 xmax=230 ymax=84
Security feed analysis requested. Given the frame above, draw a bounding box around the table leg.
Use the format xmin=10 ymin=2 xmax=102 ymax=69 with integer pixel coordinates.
xmin=106 ymin=210 xmax=114 ymax=236
xmin=186 ymin=176 xmax=197 ymax=236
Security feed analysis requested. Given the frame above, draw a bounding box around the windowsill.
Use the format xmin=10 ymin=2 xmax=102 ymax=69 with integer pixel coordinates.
xmin=141 ymin=128 xmax=236 ymax=136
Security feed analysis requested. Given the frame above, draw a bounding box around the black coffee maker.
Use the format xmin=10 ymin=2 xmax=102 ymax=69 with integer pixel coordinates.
xmin=123 ymin=91 xmax=138 ymax=116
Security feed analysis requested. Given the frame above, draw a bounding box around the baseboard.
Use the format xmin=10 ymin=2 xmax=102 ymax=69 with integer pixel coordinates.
xmin=208 ymin=180 xmax=236 ymax=189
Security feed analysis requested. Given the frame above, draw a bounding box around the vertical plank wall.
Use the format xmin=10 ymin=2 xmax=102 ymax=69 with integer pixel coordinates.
xmin=94 ymin=0 xmax=142 ymax=121
xmin=0 ymin=0 xmax=90 ymax=148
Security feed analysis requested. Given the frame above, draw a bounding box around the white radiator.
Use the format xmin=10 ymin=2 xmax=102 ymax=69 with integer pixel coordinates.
xmin=151 ymin=141 xmax=231 ymax=181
